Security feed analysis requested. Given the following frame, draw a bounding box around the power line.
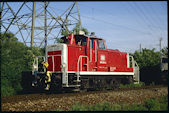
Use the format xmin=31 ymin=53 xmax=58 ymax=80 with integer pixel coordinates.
xmin=134 ymin=2 xmax=162 ymax=38
xmin=131 ymin=2 xmax=155 ymax=34
xmin=129 ymin=2 xmax=161 ymax=38
xmin=81 ymin=14 xmax=151 ymax=35
xmin=47 ymin=2 xmax=152 ymax=35
xmin=44 ymin=3 xmax=151 ymax=35
xmin=79 ymin=2 xmax=161 ymax=37
xmin=78 ymin=3 xmax=117 ymax=19
xmin=125 ymin=2 xmax=153 ymax=42
xmin=148 ymin=4 xmax=164 ymax=28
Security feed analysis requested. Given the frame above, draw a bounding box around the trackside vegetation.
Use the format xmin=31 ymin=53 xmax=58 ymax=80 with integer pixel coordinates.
xmin=119 ymin=82 xmax=145 ymax=89
xmin=69 ymin=95 xmax=168 ymax=111
xmin=131 ymin=48 xmax=168 ymax=85
xmin=1 ymin=33 xmax=44 ymax=97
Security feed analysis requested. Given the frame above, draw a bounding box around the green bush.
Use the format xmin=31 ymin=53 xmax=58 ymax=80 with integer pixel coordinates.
xmin=111 ymin=104 xmax=121 ymax=111
xmin=143 ymin=95 xmax=168 ymax=111
xmin=119 ymin=82 xmax=145 ymax=89
xmin=159 ymin=95 xmax=168 ymax=103
xmin=124 ymin=104 xmax=148 ymax=111
xmin=1 ymin=85 xmax=15 ymax=97
xmin=70 ymin=95 xmax=168 ymax=111
xmin=72 ymin=102 xmax=87 ymax=111
xmin=144 ymin=98 xmax=161 ymax=110
xmin=1 ymin=32 xmax=44 ymax=97
xmin=1 ymin=79 xmax=15 ymax=97
xmin=72 ymin=102 xmax=112 ymax=111
xmin=159 ymin=95 xmax=168 ymax=110
xmin=90 ymin=102 xmax=112 ymax=111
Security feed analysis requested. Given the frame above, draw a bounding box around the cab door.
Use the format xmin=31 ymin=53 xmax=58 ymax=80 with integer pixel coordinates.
xmin=96 ymin=39 xmax=108 ymax=72
xmin=89 ymin=39 xmax=97 ymax=71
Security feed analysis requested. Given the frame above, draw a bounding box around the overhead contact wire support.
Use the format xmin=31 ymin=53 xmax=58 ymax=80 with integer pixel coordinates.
xmin=75 ymin=2 xmax=82 ymax=30
xmin=31 ymin=2 xmax=36 ymax=48
xmin=44 ymin=1 xmax=47 ymax=50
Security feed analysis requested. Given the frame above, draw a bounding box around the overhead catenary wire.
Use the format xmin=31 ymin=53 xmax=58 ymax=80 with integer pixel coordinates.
xmin=79 ymin=2 xmax=165 ymax=41
xmin=46 ymin=2 xmax=154 ymax=35
xmin=81 ymin=2 xmax=166 ymax=50
xmin=133 ymin=2 xmax=161 ymax=37
xmin=128 ymin=2 xmax=155 ymax=36
xmin=81 ymin=14 xmax=152 ymax=35
xmin=1 ymin=2 xmax=167 ymax=50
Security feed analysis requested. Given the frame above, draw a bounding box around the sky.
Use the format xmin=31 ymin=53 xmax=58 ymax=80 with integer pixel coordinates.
xmin=1 ymin=1 xmax=168 ymax=53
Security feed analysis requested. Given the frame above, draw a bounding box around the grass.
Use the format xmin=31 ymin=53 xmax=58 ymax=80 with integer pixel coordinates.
xmin=71 ymin=102 xmax=112 ymax=111
xmin=68 ymin=95 xmax=168 ymax=111
xmin=53 ymin=82 xmax=167 ymax=111
xmin=119 ymin=82 xmax=145 ymax=89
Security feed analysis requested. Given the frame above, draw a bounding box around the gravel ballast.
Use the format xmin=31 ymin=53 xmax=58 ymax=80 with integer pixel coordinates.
xmin=1 ymin=86 xmax=168 ymax=111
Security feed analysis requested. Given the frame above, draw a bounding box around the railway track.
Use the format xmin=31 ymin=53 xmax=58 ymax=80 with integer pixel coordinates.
xmin=2 ymin=85 xmax=167 ymax=104
xmin=2 ymin=85 xmax=168 ymax=111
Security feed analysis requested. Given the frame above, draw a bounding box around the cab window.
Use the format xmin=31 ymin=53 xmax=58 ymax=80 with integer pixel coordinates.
xmin=75 ymin=35 xmax=87 ymax=46
xmin=60 ymin=36 xmax=68 ymax=43
xmin=97 ymin=39 xmax=105 ymax=49
xmin=90 ymin=39 xmax=94 ymax=49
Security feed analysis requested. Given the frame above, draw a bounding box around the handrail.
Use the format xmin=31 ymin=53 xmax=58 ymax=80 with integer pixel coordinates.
xmin=76 ymin=55 xmax=89 ymax=81
xmin=32 ymin=56 xmax=46 ymax=74
xmin=129 ymin=55 xmax=140 ymax=84
xmin=47 ymin=55 xmax=62 ymax=72
xmin=77 ymin=55 xmax=89 ymax=72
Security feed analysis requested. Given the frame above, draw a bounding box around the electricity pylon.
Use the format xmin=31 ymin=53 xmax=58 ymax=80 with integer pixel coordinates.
xmin=1 ymin=2 xmax=82 ymax=48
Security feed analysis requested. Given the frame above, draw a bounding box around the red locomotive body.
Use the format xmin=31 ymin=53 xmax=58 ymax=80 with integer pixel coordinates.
xmin=47 ymin=34 xmax=134 ymax=73
xmin=24 ymin=33 xmax=139 ymax=92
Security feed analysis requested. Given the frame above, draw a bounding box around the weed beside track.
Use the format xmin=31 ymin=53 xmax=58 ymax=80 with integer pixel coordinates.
xmin=1 ymin=85 xmax=168 ymax=111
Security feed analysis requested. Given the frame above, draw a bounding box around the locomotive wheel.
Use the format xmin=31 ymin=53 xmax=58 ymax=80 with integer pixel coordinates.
xmin=79 ymin=88 xmax=87 ymax=93
xmin=110 ymin=78 xmax=120 ymax=90
xmin=100 ymin=79 xmax=107 ymax=91
xmin=127 ymin=76 xmax=134 ymax=84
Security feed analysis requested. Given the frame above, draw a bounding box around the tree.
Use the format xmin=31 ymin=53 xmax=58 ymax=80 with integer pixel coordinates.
xmin=56 ymin=38 xmax=64 ymax=43
xmin=132 ymin=48 xmax=161 ymax=84
xmin=161 ymin=47 xmax=168 ymax=56
xmin=1 ymin=32 xmax=44 ymax=97
xmin=72 ymin=23 xmax=89 ymax=35
xmin=132 ymin=48 xmax=161 ymax=69
xmin=61 ymin=29 xmax=69 ymax=37
xmin=61 ymin=23 xmax=89 ymax=37
xmin=1 ymin=32 xmax=27 ymax=96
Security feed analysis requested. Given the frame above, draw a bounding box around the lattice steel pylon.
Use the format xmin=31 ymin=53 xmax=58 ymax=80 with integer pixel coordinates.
xmin=0 ymin=2 xmax=82 ymax=48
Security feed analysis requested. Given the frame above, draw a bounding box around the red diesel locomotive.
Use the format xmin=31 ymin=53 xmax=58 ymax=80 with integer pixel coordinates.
xmin=22 ymin=32 xmax=139 ymax=92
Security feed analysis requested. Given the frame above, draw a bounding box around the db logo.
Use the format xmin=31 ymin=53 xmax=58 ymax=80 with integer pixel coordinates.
xmin=100 ymin=55 xmax=106 ymax=64
xmin=100 ymin=55 xmax=105 ymax=61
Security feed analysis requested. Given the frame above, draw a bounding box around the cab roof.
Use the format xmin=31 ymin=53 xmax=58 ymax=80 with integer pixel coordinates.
xmin=74 ymin=34 xmax=104 ymax=40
